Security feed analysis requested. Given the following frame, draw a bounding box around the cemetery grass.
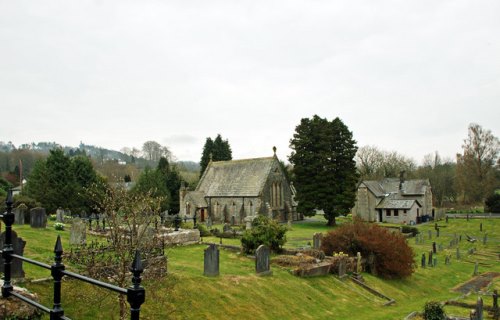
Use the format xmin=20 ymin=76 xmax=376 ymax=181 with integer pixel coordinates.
xmin=12 ymin=218 xmax=500 ymax=319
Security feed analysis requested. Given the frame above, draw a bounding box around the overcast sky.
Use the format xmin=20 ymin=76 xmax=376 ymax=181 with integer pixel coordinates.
xmin=1 ymin=0 xmax=499 ymax=164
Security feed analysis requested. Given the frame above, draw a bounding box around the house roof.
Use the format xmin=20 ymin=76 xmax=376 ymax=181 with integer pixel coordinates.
xmin=196 ymin=157 xmax=276 ymax=197
xmin=361 ymin=178 xmax=430 ymax=197
xmin=376 ymin=196 xmax=422 ymax=209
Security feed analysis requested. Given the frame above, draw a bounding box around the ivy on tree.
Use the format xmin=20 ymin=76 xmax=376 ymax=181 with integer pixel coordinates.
xmin=289 ymin=115 xmax=358 ymax=226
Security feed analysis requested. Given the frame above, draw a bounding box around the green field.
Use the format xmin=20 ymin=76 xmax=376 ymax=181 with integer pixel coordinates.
xmin=6 ymin=217 xmax=500 ymax=319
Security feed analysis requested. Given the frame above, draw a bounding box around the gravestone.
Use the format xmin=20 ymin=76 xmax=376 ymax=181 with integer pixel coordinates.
xmin=476 ymin=297 xmax=483 ymax=320
xmin=432 ymin=242 xmax=437 ymax=254
xmin=0 ymin=230 xmax=26 ymax=278
xmin=30 ymin=207 xmax=47 ymax=228
xmin=14 ymin=204 xmax=28 ymax=225
xmin=492 ymin=290 xmax=498 ymax=318
xmin=255 ymin=245 xmax=272 ymax=276
xmin=480 ymin=223 xmax=482 ymax=232
xmin=244 ymin=216 xmax=253 ymax=230
xmin=356 ymin=252 xmax=362 ymax=274
xmin=436 ymin=228 xmax=440 ymax=238
xmin=287 ymin=220 xmax=292 ymax=230
xmin=70 ymin=218 xmax=87 ymax=245
xmin=231 ymin=215 xmax=236 ymax=226
xmin=446 ymin=215 xmax=449 ymax=223
xmin=338 ymin=259 xmax=347 ymax=278
xmin=428 ymin=251 xmax=433 ymax=266
xmin=473 ymin=262 xmax=479 ymax=276
xmin=421 ymin=254 xmax=426 ymax=268
xmin=56 ymin=208 xmax=65 ymax=223
xmin=206 ymin=216 xmax=213 ymax=228
xmin=313 ymin=233 xmax=322 ymax=250
xmin=223 ymin=223 xmax=231 ymax=233
xmin=203 ymin=244 xmax=219 ymax=277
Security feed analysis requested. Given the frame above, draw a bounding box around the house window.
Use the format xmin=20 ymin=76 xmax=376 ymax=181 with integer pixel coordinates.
xmin=394 ymin=209 xmax=399 ymax=217
xmin=386 ymin=209 xmax=391 ymax=216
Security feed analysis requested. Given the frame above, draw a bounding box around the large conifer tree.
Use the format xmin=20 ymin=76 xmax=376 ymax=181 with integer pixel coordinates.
xmin=289 ymin=115 xmax=358 ymax=226
xmin=199 ymin=134 xmax=232 ymax=177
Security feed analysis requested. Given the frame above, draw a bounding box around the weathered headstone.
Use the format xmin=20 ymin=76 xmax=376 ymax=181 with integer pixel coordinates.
xmin=56 ymin=208 xmax=65 ymax=223
xmin=14 ymin=204 xmax=28 ymax=225
xmin=206 ymin=216 xmax=213 ymax=228
xmin=313 ymin=233 xmax=322 ymax=250
xmin=30 ymin=207 xmax=47 ymax=228
xmin=338 ymin=259 xmax=347 ymax=278
xmin=70 ymin=218 xmax=87 ymax=245
xmin=428 ymin=251 xmax=433 ymax=266
xmin=492 ymin=290 xmax=498 ymax=318
xmin=255 ymin=245 xmax=272 ymax=276
xmin=356 ymin=252 xmax=362 ymax=274
xmin=480 ymin=223 xmax=482 ymax=232
xmin=476 ymin=297 xmax=483 ymax=320
xmin=446 ymin=215 xmax=449 ymax=223
xmin=223 ymin=223 xmax=231 ymax=233
xmin=433 ymin=257 xmax=437 ymax=267
xmin=421 ymin=254 xmax=426 ymax=268
xmin=231 ymin=215 xmax=236 ymax=226
xmin=432 ymin=242 xmax=437 ymax=254
xmin=0 ymin=231 xmax=26 ymax=278
xmin=244 ymin=216 xmax=253 ymax=230
xmin=436 ymin=228 xmax=440 ymax=238
xmin=473 ymin=262 xmax=479 ymax=276
xmin=203 ymin=244 xmax=219 ymax=277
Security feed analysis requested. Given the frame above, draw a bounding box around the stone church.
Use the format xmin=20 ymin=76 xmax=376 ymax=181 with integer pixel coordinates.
xmin=352 ymin=173 xmax=433 ymax=225
xmin=179 ymin=149 xmax=299 ymax=224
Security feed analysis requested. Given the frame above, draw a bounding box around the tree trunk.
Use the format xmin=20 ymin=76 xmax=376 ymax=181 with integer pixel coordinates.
xmin=326 ymin=215 xmax=336 ymax=226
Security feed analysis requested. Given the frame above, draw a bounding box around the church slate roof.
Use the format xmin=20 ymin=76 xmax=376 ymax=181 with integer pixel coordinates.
xmin=196 ymin=157 xmax=276 ymax=197
xmin=185 ymin=191 xmax=208 ymax=208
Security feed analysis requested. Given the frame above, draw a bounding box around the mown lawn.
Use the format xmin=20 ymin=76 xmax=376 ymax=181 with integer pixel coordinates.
xmin=7 ymin=217 xmax=500 ymax=319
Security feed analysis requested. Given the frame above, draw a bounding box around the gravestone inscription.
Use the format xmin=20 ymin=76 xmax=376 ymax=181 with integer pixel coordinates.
xmin=255 ymin=245 xmax=272 ymax=276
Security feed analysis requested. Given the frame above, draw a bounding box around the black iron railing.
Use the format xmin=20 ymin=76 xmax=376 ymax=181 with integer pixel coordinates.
xmin=1 ymin=190 xmax=146 ymax=320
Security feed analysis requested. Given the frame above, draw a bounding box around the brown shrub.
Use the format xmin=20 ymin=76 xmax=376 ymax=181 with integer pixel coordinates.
xmin=321 ymin=219 xmax=416 ymax=278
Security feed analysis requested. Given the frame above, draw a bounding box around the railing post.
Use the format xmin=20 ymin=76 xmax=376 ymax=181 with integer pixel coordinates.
xmin=127 ymin=250 xmax=145 ymax=320
xmin=1 ymin=190 xmax=14 ymax=298
xmin=50 ymin=235 xmax=65 ymax=320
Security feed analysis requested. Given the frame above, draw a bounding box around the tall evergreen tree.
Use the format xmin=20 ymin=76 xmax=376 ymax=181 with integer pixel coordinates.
xmin=199 ymin=134 xmax=232 ymax=177
xmin=289 ymin=115 xmax=358 ymax=226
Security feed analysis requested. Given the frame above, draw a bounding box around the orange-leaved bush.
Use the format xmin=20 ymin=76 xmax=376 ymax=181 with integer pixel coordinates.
xmin=321 ymin=219 xmax=415 ymax=278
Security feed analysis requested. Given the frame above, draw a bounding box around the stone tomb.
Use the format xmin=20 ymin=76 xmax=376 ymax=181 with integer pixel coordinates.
xmin=255 ymin=245 xmax=272 ymax=276
xmin=204 ymin=244 xmax=219 ymax=277
xmin=0 ymin=230 xmax=26 ymax=278
xmin=14 ymin=204 xmax=28 ymax=225
xmin=70 ymin=218 xmax=87 ymax=245
xmin=30 ymin=207 xmax=47 ymax=228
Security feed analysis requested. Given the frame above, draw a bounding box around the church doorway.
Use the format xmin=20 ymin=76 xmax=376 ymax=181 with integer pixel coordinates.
xmin=200 ymin=208 xmax=205 ymax=222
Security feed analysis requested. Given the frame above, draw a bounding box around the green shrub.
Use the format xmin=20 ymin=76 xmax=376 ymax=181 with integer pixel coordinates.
xmin=196 ymin=223 xmax=211 ymax=237
xmin=423 ymin=301 xmax=446 ymax=320
xmin=401 ymin=225 xmax=419 ymax=236
xmin=13 ymin=194 xmax=41 ymax=210
xmin=241 ymin=215 xmax=287 ymax=254
xmin=49 ymin=214 xmax=57 ymax=221
xmin=485 ymin=193 xmax=500 ymax=213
